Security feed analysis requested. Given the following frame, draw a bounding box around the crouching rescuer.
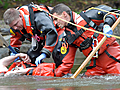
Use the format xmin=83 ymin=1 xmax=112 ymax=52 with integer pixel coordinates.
xmin=3 ymin=3 xmax=58 ymax=76
xmin=51 ymin=3 xmax=120 ymax=76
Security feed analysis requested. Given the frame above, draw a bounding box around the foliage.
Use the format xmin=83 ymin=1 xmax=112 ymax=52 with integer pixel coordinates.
xmin=0 ymin=0 xmax=119 ymax=10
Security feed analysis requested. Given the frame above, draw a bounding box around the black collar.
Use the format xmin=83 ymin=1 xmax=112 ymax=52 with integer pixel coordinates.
xmin=65 ymin=11 xmax=76 ymax=30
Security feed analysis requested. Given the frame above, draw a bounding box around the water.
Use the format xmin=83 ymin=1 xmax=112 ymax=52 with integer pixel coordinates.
xmin=1 ymin=50 xmax=120 ymax=90
xmin=0 ymin=74 xmax=120 ymax=90
xmin=0 ymin=43 xmax=120 ymax=90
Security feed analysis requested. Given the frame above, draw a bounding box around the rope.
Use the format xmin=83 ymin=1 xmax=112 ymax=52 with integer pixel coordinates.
xmin=88 ymin=7 xmax=120 ymax=16
xmin=35 ymin=3 xmax=120 ymax=39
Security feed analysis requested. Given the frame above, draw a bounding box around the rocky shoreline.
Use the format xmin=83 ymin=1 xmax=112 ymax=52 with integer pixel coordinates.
xmin=0 ymin=20 xmax=31 ymax=59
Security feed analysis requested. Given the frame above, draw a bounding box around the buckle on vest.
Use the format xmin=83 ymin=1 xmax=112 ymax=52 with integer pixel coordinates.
xmin=79 ymin=37 xmax=92 ymax=51
xmin=61 ymin=38 xmax=68 ymax=54
xmin=33 ymin=34 xmax=40 ymax=42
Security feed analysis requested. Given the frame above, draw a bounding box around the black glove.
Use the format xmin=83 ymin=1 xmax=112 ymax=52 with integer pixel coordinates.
xmin=27 ymin=44 xmax=43 ymax=64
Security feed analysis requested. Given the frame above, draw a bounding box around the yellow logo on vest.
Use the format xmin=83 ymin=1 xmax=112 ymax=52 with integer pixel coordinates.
xmin=61 ymin=46 xmax=67 ymax=54
xmin=61 ymin=43 xmax=68 ymax=54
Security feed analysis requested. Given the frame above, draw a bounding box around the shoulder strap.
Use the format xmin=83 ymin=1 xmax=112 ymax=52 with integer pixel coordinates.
xmin=39 ymin=4 xmax=51 ymax=13
xmin=80 ymin=11 xmax=101 ymax=38
xmin=80 ymin=11 xmax=98 ymax=30
xmin=28 ymin=4 xmax=50 ymax=36
xmin=28 ymin=4 xmax=36 ymax=35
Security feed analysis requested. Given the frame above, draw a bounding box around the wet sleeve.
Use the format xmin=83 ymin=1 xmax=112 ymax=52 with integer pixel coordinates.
xmin=10 ymin=28 xmax=22 ymax=49
xmin=34 ymin=12 xmax=58 ymax=57
xmin=104 ymin=14 xmax=118 ymax=27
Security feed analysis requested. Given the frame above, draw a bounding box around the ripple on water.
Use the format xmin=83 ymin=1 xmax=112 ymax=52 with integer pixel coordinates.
xmin=0 ymin=74 xmax=120 ymax=89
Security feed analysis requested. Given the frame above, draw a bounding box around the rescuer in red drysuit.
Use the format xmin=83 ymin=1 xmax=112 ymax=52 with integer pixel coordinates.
xmin=3 ymin=3 xmax=58 ymax=64
xmin=51 ymin=3 xmax=120 ymax=76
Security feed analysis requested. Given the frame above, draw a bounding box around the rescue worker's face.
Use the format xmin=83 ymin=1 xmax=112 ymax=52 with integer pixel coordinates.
xmin=9 ymin=15 xmax=23 ymax=31
xmin=53 ymin=11 xmax=71 ymax=28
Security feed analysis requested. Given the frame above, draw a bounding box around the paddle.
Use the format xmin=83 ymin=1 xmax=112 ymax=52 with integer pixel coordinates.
xmin=71 ymin=16 xmax=120 ymax=78
xmin=0 ymin=34 xmax=18 ymax=62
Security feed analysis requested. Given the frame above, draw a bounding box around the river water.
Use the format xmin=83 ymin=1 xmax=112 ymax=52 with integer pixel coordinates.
xmin=1 ymin=74 xmax=120 ymax=90
xmin=1 ymin=47 xmax=120 ymax=90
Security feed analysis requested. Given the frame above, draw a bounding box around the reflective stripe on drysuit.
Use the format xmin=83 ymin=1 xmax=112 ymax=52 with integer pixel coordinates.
xmin=64 ymin=5 xmax=120 ymax=76
xmin=52 ymin=28 xmax=77 ymax=77
xmin=10 ymin=4 xmax=58 ymax=57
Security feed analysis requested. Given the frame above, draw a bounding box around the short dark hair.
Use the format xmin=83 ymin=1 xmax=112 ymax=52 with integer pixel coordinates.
xmin=51 ymin=3 xmax=71 ymax=15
